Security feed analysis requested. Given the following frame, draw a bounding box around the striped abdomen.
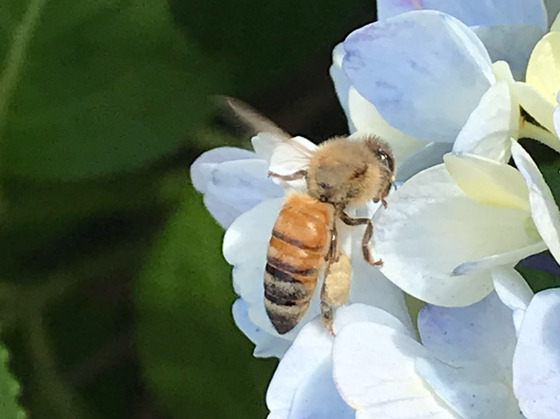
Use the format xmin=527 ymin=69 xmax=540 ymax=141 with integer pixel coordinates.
xmin=264 ymin=192 xmax=333 ymax=334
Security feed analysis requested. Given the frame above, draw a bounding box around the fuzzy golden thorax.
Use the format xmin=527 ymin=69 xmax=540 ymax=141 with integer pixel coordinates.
xmin=305 ymin=136 xmax=395 ymax=209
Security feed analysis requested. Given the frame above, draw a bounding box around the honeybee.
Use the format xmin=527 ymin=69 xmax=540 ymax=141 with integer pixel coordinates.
xmin=222 ymin=97 xmax=395 ymax=335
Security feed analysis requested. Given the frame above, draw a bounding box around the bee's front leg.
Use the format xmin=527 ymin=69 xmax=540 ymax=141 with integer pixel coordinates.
xmin=267 ymin=169 xmax=307 ymax=181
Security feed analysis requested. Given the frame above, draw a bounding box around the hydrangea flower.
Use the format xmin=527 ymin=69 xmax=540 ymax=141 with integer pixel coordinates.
xmin=372 ymin=140 xmax=560 ymax=306
xmin=267 ymin=267 xmax=538 ymax=418
xmin=331 ymin=9 xmax=560 ymax=181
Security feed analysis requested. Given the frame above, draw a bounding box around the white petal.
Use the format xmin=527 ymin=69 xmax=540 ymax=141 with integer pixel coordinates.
xmin=492 ymin=267 xmax=534 ymax=311
xmin=452 ymin=81 xmax=518 ymax=163
xmin=347 ymin=232 xmax=414 ymax=333
xmin=347 ymin=87 xmax=428 ymax=163
xmin=232 ymin=298 xmax=291 ymax=358
xmin=266 ymin=319 xmax=333 ymax=417
xmin=492 ymin=266 xmax=534 ymax=334
xmin=453 ymin=242 xmax=547 ymax=275
xmin=332 ymin=322 xmax=456 ymax=418
xmin=511 ymin=141 xmax=560 ymax=264
xmin=333 ymin=303 xmax=412 ymax=337
xmin=396 ymin=142 xmax=453 ymax=182
xmin=513 ymin=288 xmax=560 ymax=418
xmin=512 ymin=82 xmax=557 ymax=134
xmin=373 ymin=164 xmax=540 ymax=306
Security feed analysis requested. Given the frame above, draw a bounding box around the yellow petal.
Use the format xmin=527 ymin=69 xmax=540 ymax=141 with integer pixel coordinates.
xmin=444 ymin=153 xmax=530 ymax=211
xmin=512 ymin=81 xmax=556 ymax=133
xmin=526 ymin=32 xmax=560 ymax=105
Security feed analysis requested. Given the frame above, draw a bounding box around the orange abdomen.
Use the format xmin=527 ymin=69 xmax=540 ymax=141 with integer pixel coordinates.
xmin=264 ymin=192 xmax=333 ymax=334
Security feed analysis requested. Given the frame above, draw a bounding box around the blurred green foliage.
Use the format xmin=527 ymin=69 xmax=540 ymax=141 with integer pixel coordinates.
xmin=0 ymin=0 xmax=369 ymax=418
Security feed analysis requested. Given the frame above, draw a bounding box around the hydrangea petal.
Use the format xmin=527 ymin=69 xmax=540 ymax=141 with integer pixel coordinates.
xmin=444 ymin=153 xmax=529 ymax=211
xmin=191 ymin=148 xmax=282 ymax=227
xmin=266 ymin=319 xmax=334 ymax=418
xmin=453 ymin=81 xmax=518 ymax=163
xmin=512 ymin=81 xmax=556 ymax=133
xmin=377 ymin=0 xmax=547 ymax=29
xmin=347 ymin=231 xmax=414 ymax=332
xmin=555 ymin=90 xmax=560 ymax=136
xmin=416 ymin=356 xmax=523 ymax=418
xmin=511 ymin=141 xmax=560 ymax=263
xmin=191 ymin=146 xmax=258 ymax=192
xmin=395 ymin=141 xmax=452 ymax=182
xmin=288 ymin=359 xmax=354 ymax=419
xmin=232 ymin=298 xmax=291 ymax=358
xmin=472 ymin=25 xmax=544 ymax=81
xmin=329 ymin=43 xmax=355 ymax=132
xmin=526 ymin=31 xmax=560 ymax=105
xmin=453 ymin=241 xmax=547 ymax=275
xmin=332 ymin=322 xmax=456 ymax=418
xmin=346 ymin=87 xmax=428 ymax=163
xmin=418 ymin=293 xmax=515 ymax=370
xmin=492 ymin=267 xmax=534 ymax=333
xmin=342 ymin=10 xmax=494 ymax=142
xmin=546 ymin=1 xmax=560 ymax=28
xmin=513 ymin=288 xmax=560 ymax=418
xmin=373 ymin=164 xmax=539 ymax=306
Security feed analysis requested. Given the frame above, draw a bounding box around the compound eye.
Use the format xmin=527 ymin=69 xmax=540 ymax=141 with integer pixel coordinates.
xmin=377 ymin=150 xmax=395 ymax=173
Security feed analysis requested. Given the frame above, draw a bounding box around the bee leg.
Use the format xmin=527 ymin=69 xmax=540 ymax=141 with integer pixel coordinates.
xmin=326 ymin=222 xmax=338 ymax=261
xmin=339 ymin=211 xmax=383 ymax=266
xmin=320 ymin=253 xmax=351 ymax=336
xmin=267 ymin=169 xmax=307 ymax=181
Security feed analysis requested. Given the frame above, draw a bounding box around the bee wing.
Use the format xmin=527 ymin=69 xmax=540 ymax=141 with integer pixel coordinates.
xmin=252 ymin=133 xmax=316 ymax=176
xmin=219 ymin=96 xmax=290 ymax=139
xmin=219 ymin=96 xmax=317 ymax=176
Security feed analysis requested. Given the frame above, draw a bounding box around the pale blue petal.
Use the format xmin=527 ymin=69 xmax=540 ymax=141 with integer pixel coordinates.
xmin=343 ymin=11 xmax=494 ymax=142
xmin=417 ymin=293 xmax=521 ymax=417
xmin=545 ymin=0 xmax=560 ymax=27
xmin=232 ymin=299 xmax=291 ymax=358
xmin=190 ymin=147 xmax=258 ymax=192
xmin=191 ymin=147 xmax=282 ymax=228
xmin=378 ymin=0 xmax=547 ymax=29
xmin=266 ymin=320 xmax=333 ymax=418
xmin=416 ymin=356 xmax=523 ymax=419
xmin=289 ymin=360 xmax=353 ymax=419
xmin=329 ymin=43 xmax=355 ymax=132
xmin=418 ymin=292 xmax=516 ymax=372
xmin=396 ymin=142 xmax=452 ymax=182
xmin=513 ymin=288 xmax=560 ymax=418
xmin=473 ymin=24 xmax=544 ymax=81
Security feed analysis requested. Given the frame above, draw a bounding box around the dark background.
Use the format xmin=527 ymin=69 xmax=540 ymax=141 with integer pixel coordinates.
xmin=0 ymin=0 xmax=376 ymax=418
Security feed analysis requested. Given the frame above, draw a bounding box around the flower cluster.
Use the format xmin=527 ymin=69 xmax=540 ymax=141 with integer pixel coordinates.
xmin=192 ymin=1 xmax=560 ymax=417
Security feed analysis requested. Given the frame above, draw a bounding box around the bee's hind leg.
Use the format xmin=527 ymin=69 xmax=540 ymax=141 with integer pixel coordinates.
xmin=320 ymin=253 xmax=351 ymax=336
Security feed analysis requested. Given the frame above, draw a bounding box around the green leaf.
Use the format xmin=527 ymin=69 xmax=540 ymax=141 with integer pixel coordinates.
xmin=0 ymin=0 xmax=227 ymax=180
xmin=517 ymin=264 xmax=560 ymax=293
xmin=135 ymin=185 xmax=275 ymax=418
xmin=173 ymin=0 xmax=366 ymax=92
xmin=0 ymin=342 xmax=26 ymax=418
